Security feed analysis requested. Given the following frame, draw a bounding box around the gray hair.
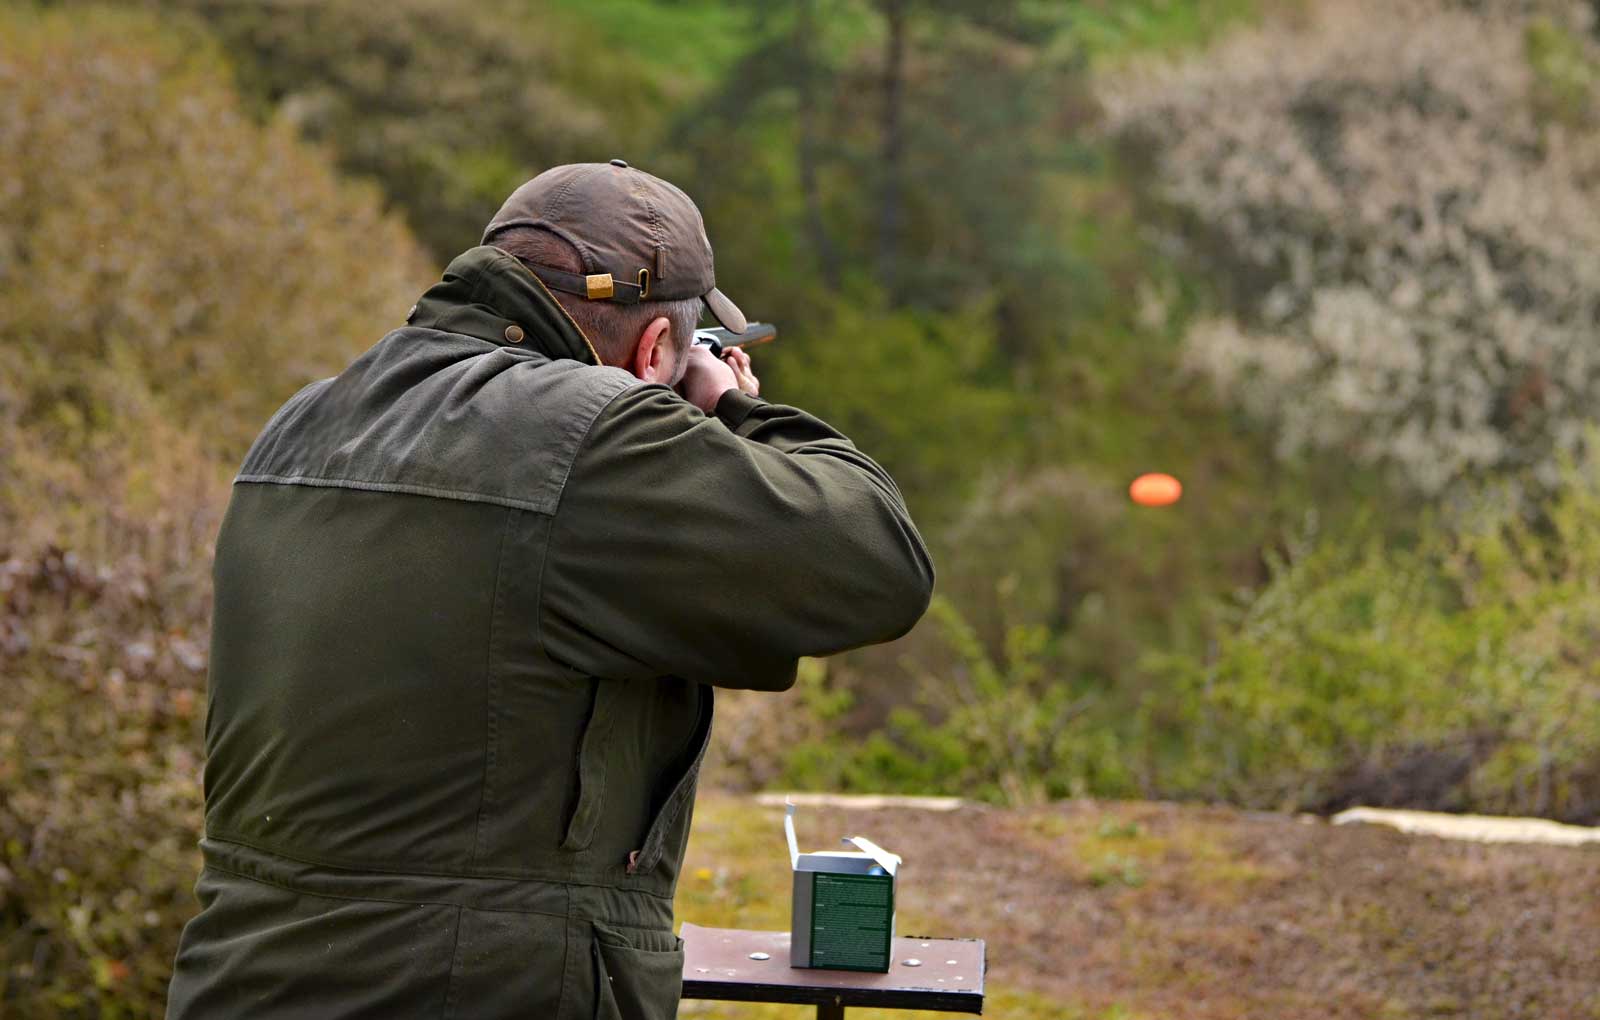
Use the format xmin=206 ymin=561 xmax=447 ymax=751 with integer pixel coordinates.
xmin=490 ymin=225 xmax=701 ymax=373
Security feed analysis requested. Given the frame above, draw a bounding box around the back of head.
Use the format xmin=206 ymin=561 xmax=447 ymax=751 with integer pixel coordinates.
xmin=481 ymin=161 xmax=748 ymax=369
xmin=492 ymin=225 xmax=700 ymax=367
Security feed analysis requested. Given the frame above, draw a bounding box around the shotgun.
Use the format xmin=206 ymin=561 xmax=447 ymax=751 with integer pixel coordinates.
xmin=692 ymin=322 xmax=777 ymax=359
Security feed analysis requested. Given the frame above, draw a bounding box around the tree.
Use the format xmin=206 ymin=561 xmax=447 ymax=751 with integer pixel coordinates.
xmin=85 ymin=0 xmax=657 ymax=258
xmin=1110 ymin=0 xmax=1600 ymax=493
xmin=676 ymin=2 xmax=1093 ymax=339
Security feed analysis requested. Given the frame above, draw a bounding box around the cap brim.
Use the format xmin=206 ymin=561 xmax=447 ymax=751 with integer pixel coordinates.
xmin=704 ymin=287 xmax=748 ymax=335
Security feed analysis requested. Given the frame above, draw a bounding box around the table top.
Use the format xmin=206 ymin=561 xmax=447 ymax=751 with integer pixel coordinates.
xmin=679 ymin=924 xmax=985 ymax=1014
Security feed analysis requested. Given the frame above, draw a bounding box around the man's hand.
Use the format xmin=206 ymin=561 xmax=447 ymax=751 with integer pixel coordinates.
xmin=677 ymin=344 xmax=761 ymax=412
xmin=724 ymin=345 xmax=760 ymax=398
xmin=676 ymin=344 xmax=736 ymax=412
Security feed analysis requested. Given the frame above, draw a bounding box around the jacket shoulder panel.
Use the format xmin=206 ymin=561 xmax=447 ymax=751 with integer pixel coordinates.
xmin=237 ymin=328 xmax=641 ymax=514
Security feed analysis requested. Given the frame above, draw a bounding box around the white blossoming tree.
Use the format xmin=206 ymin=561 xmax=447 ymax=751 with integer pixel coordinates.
xmin=1108 ymin=0 xmax=1600 ymax=493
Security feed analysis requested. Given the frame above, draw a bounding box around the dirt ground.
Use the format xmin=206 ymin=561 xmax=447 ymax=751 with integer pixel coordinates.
xmin=674 ymin=794 xmax=1600 ymax=1020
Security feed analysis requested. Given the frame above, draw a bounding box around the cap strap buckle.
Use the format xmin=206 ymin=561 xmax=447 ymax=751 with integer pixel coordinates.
xmin=517 ymin=260 xmax=643 ymax=305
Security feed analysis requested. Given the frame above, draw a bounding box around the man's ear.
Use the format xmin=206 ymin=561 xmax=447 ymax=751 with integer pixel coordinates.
xmin=631 ymin=316 xmax=672 ymax=383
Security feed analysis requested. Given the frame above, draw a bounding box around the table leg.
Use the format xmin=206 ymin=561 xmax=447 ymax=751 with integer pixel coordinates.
xmin=816 ymin=1001 xmax=845 ymax=1020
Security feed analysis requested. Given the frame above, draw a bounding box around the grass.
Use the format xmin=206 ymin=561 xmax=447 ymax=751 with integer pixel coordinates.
xmin=675 ymin=797 xmax=1137 ymax=1019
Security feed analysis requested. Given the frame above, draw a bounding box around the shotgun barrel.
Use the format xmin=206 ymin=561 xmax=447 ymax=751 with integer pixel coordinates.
xmin=692 ymin=322 xmax=777 ymax=358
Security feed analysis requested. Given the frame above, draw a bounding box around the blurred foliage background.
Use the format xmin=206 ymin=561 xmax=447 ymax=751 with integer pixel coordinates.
xmin=4 ymin=0 xmax=1600 ymax=1014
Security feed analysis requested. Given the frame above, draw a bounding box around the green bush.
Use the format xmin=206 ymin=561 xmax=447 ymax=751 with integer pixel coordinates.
xmin=781 ymin=595 xmax=1139 ymax=807
xmin=771 ymin=298 xmax=1024 ymax=506
xmin=0 ymin=5 xmax=429 ymax=460
xmin=1145 ymin=455 xmax=1600 ymax=820
xmin=780 ymin=456 xmax=1600 ymax=822
xmin=1 ymin=551 xmax=206 ymax=1018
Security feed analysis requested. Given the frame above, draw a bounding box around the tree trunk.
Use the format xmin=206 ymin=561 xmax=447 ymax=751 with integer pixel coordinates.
xmin=878 ymin=0 xmax=906 ymax=305
xmin=796 ymin=0 xmax=841 ymax=288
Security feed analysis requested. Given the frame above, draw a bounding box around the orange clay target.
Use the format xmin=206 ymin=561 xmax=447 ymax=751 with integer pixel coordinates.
xmin=1129 ymin=473 xmax=1182 ymax=507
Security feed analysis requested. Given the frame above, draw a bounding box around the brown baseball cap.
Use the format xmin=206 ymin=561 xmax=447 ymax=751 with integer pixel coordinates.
xmin=481 ymin=159 xmax=748 ymax=334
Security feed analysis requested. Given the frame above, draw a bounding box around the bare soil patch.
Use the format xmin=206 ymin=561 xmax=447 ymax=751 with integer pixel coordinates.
xmin=678 ymin=794 xmax=1600 ymax=1019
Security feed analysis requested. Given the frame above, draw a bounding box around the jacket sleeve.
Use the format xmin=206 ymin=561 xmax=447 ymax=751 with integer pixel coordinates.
xmin=538 ymin=386 xmax=935 ymax=691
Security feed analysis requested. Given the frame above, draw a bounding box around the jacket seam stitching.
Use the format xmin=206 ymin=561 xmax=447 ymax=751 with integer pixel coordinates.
xmin=442 ymin=904 xmax=465 ymax=1020
xmin=532 ymin=380 xmax=640 ymax=670
xmin=203 ymin=860 xmax=671 ymax=931
xmin=233 ymin=474 xmax=556 ymax=514
xmin=202 ymin=832 xmax=675 ymax=902
xmin=558 ymin=895 xmax=578 ymax=1020
xmin=549 ymin=382 xmax=644 ymax=519
xmin=469 ymin=508 xmax=515 ymax=865
xmin=200 ymin=861 xmax=575 ymax=919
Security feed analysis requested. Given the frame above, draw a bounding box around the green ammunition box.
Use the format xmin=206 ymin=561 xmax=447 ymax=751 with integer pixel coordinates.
xmin=785 ymin=802 xmax=901 ymax=972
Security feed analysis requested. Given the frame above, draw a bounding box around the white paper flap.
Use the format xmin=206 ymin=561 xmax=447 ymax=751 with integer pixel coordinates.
xmin=842 ymin=835 xmax=900 ymax=875
xmin=785 ymin=799 xmax=800 ymax=869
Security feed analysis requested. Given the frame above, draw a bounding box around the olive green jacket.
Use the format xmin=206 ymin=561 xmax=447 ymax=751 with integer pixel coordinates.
xmin=166 ymin=247 xmax=934 ymax=1019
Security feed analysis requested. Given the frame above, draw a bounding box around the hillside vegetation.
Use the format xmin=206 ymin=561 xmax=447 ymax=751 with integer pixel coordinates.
xmin=0 ymin=9 xmax=426 ymax=1014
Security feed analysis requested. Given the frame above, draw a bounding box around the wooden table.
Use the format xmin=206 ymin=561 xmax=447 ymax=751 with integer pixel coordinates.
xmin=680 ymin=923 xmax=985 ymax=1019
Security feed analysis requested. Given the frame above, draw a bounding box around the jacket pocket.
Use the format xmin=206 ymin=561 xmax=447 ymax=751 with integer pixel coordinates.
xmin=590 ymin=921 xmax=683 ymax=1020
xmin=445 ymin=906 xmax=567 ymax=1020
xmin=561 ymin=678 xmax=627 ymax=851
xmin=628 ymin=685 xmax=714 ymax=875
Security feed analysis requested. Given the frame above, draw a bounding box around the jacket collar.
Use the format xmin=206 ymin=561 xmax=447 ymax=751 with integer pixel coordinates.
xmin=407 ymin=245 xmax=602 ymax=365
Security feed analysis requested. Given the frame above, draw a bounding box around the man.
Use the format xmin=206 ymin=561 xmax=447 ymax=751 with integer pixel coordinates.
xmin=166 ymin=160 xmax=934 ymax=1019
